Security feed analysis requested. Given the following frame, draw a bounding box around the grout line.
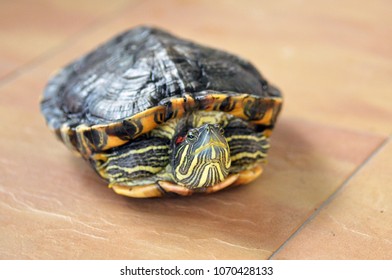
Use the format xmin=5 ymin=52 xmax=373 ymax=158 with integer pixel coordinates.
xmin=268 ymin=135 xmax=391 ymax=260
xmin=0 ymin=0 xmax=144 ymax=88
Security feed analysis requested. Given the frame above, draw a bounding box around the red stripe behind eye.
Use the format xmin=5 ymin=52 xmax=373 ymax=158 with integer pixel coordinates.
xmin=175 ymin=136 xmax=185 ymax=144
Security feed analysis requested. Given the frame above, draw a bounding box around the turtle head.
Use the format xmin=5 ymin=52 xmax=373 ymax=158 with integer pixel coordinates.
xmin=172 ymin=124 xmax=231 ymax=189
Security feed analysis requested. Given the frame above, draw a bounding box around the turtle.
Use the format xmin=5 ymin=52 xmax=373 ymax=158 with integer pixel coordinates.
xmin=40 ymin=26 xmax=283 ymax=198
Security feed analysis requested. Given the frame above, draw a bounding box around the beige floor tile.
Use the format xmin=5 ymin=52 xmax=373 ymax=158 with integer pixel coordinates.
xmin=271 ymin=138 xmax=392 ymax=259
xmin=0 ymin=0 xmax=131 ymax=78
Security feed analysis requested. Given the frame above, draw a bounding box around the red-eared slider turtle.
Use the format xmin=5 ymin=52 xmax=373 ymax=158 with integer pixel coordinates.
xmin=41 ymin=26 xmax=282 ymax=198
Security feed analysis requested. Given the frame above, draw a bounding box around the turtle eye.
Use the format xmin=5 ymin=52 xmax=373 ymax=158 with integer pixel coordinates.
xmin=186 ymin=129 xmax=198 ymax=141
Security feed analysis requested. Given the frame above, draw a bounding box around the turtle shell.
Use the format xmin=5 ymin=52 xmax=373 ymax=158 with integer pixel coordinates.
xmin=41 ymin=26 xmax=282 ymax=157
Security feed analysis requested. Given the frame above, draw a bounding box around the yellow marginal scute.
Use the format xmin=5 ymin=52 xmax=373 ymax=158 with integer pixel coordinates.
xmin=74 ymin=93 xmax=282 ymax=157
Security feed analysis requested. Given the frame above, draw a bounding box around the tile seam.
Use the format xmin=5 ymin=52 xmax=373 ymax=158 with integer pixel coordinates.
xmin=268 ymin=135 xmax=391 ymax=259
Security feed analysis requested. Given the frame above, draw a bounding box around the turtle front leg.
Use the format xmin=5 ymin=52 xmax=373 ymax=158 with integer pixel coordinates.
xmin=158 ymin=173 xmax=239 ymax=196
xmin=110 ymin=181 xmax=193 ymax=198
xmin=231 ymin=165 xmax=263 ymax=186
xmin=110 ymin=183 xmax=166 ymax=198
xmin=110 ymin=173 xmax=240 ymax=198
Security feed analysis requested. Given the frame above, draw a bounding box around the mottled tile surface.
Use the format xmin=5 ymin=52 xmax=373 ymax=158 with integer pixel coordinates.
xmin=0 ymin=0 xmax=391 ymax=259
xmin=271 ymin=139 xmax=392 ymax=259
xmin=0 ymin=0 xmax=132 ymax=78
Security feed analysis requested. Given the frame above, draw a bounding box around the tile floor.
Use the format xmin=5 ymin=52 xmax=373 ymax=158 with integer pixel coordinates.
xmin=0 ymin=0 xmax=391 ymax=259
